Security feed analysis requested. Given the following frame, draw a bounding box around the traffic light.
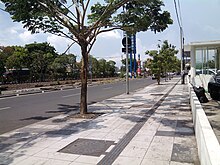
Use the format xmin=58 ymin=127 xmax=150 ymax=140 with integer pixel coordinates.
xmin=122 ymin=36 xmax=132 ymax=53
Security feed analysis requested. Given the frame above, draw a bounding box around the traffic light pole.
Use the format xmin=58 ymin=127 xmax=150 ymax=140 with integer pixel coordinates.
xmin=126 ymin=33 xmax=129 ymax=94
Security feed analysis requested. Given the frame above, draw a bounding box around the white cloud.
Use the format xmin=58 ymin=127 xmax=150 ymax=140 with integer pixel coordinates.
xmin=136 ymin=37 xmax=150 ymax=62
xmin=99 ymin=30 xmax=122 ymax=39
xmin=9 ymin=28 xmax=18 ymax=34
xmin=101 ymin=52 xmax=123 ymax=67
xmin=47 ymin=34 xmax=81 ymax=54
xmin=203 ymin=25 xmax=220 ymax=35
xmin=47 ymin=34 xmax=69 ymax=46
xmin=19 ymin=30 xmax=36 ymax=42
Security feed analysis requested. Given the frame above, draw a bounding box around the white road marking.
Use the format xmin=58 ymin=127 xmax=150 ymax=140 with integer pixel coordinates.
xmin=103 ymin=87 xmax=113 ymax=90
xmin=62 ymin=93 xmax=80 ymax=98
xmin=0 ymin=107 xmax=11 ymax=111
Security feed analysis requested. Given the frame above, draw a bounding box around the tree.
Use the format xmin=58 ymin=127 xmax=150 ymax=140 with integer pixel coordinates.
xmin=158 ymin=40 xmax=178 ymax=81
xmin=51 ymin=53 xmax=77 ymax=80
xmin=89 ymin=56 xmax=100 ymax=78
xmin=0 ymin=54 xmax=5 ymax=83
xmin=25 ymin=42 xmax=57 ymax=82
xmin=106 ymin=60 xmax=116 ymax=77
xmin=146 ymin=40 xmax=178 ymax=84
xmin=1 ymin=0 xmax=173 ymax=114
xmin=146 ymin=50 xmax=163 ymax=84
xmin=5 ymin=46 xmax=28 ymax=83
xmin=0 ymin=46 xmax=15 ymax=83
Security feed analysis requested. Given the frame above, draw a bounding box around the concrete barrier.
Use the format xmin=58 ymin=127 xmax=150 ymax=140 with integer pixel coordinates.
xmin=189 ymin=84 xmax=220 ymax=165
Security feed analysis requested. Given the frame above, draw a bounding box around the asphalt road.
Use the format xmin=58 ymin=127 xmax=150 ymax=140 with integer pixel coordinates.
xmin=0 ymin=78 xmax=155 ymax=134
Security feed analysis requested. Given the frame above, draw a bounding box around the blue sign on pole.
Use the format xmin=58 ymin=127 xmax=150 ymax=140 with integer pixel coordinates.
xmin=129 ymin=35 xmax=132 ymax=78
xmin=133 ymin=34 xmax=137 ymax=77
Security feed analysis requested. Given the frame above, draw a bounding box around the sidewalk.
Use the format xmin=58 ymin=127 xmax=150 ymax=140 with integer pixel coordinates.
xmin=0 ymin=78 xmax=199 ymax=165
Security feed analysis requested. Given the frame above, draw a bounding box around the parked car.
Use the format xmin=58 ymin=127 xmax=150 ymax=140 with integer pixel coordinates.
xmin=196 ymin=69 xmax=217 ymax=75
xmin=208 ymin=70 xmax=220 ymax=100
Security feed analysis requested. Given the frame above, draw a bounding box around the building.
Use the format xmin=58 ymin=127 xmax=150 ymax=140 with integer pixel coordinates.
xmin=186 ymin=40 xmax=220 ymax=90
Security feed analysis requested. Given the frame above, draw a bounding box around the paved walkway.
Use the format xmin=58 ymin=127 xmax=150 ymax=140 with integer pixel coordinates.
xmin=0 ymin=78 xmax=199 ymax=165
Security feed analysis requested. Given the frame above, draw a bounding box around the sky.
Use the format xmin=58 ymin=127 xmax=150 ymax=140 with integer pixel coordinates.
xmin=1 ymin=0 xmax=220 ymax=67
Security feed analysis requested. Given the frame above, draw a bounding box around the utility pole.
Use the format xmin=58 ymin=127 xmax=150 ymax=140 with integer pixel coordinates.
xmin=180 ymin=27 xmax=185 ymax=84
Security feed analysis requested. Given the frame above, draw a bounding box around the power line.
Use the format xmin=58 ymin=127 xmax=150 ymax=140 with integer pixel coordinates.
xmin=174 ymin=0 xmax=184 ymax=37
xmin=173 ymin=0 xmax=181 ymax=29
xmin=177 ymin=0 xmax=183 ymax=27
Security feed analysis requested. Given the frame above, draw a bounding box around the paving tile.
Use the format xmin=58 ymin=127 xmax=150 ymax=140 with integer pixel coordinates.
xmin=170 ymin=161 xmax=194 ymax=165
xmin=126 ymin=140 xmax=151 ymax=150
xmin=132 ymin=134 xmax=154 ymax=142
xmin=152 ymin=136 xmax=174 ymax=144
xmin=74 ymin=155 xmax=104 ymax=164
xmin=104 ymin=133 xmax=125 ymax=141
xmin=42 ymin=159 xmax=72 ymax=165
xmin=174 ymin=137 xmax=197 ymax=148
xmin=112 ymin=156 xmax=142 ymax=165
xmin=26 ymin=138 xmax=58 ymax=148
xmin=155 ymin=131 xmax=175 ymax=137
xmin=135 ymin=130 xmax=157 ymax=137
xmin=171 ymin=143 xmax=199 ymax=164
xmin=69 ymin=162 xmax=95 ymax=165
xmin=111 ymin=128 xmax=130 ymax=134
xmin=33 ymin=148 xmax=79 ymax=161
xmin=12 ymin=146 xmax=45 ymax=156
xmin=0 ymin=154 xmax=29 ymax=165
xmin=120 ymin=146 xmax=147 ymax=158
xmin=47 ymin=141 xmax=73 ymax=149
xmin=140 ymin=159 xmax=170 ymax=165
xmin=158 ymin=125 xmax=176 ymax=132
xmin=144 ymin=138 xmax=173 ymax=161
xmin=15 ymin=156 xmax=49 ymax=165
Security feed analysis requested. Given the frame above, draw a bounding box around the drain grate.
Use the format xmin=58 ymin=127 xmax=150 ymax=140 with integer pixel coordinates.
xmin=59 ymin=138 xmax=115 ymax=157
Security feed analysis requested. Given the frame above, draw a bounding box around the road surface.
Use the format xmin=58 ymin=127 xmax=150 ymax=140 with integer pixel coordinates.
xmin=0 ymin=78 xmax=155 ymax=134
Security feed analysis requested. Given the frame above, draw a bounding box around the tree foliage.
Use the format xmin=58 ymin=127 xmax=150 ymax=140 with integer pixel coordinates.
xmin=1 ymin=0 xmax=173 ymax=114
xmin=89 ymin=56 xmax=117 ymax=78
xmin=25 ymin=42 xmax=58 ymax=81
xmin=0 ymin=44 xmax=117 ymax=83
xmin=145 ymin=40 xmax=179 ymax=84
xmin=51 ymin=53 xmax=77 ymax=80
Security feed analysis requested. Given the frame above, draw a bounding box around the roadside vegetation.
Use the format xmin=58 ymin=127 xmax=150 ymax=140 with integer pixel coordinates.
xmin=0 ymin=43 xmax=118 ymax=84
xmin=145 ymin=40 xmax=180 ymax=84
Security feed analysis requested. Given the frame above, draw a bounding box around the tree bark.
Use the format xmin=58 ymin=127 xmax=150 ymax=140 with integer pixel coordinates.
xmin=80 ymin=42 xmax=88 ymax=114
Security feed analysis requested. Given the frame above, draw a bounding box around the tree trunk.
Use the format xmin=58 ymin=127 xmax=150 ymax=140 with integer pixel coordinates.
xmin=157 ymin=70 xmax=161 ymax=85
xmin=80 ymin=42 xmax=88 ymax=115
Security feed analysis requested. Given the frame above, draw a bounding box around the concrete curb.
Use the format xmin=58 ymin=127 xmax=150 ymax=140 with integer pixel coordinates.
xmin=0 ymin=78 xmax=122 ymax=98
xmin=0 ymin=85 xmax=79 ymax=98
xmin=189 ymin=83 xmax=220 ymax=165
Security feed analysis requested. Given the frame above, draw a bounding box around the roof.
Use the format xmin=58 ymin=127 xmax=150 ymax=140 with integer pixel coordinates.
xmin=189 ymin=40 xmax=220 ymax=48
